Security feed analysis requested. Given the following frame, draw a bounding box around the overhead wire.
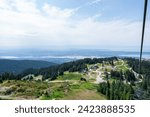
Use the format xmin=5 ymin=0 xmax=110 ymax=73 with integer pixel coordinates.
xmin=139 ymin=0 xmax=148 ymax=74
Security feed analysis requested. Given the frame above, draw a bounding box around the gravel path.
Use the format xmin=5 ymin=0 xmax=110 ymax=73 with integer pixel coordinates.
xmin=95 ymin=69 xmax=105 ymax=84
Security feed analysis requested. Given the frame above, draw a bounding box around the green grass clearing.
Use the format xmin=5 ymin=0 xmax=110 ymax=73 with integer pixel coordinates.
xmin=57 ymin=72 xmax=83 ymax=80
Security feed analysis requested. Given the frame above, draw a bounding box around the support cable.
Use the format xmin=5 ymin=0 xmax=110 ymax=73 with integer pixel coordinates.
xmin=139 ymin=0 xmax=148 ymax=74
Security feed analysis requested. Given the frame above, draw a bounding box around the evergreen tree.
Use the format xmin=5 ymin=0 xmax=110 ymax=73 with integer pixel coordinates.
xmin=106 ymin=81 xmax=110 ymax=99
xmin=110 ymin=81 xmax=115 ymax=100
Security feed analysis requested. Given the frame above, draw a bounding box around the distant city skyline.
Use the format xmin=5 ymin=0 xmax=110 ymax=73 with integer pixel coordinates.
xmin=0 ymin=0 xmax=150 ymax=51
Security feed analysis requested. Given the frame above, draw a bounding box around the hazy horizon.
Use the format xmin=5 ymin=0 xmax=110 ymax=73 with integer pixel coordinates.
xmin=0 ymin=49 xmax=150 ymax=60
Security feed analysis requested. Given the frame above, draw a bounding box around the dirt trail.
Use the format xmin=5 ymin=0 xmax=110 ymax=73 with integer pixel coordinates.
xmin=50 ymin=80 xmax=78 ymax=83
xmin=0 ymin=86 xmax=27 ymax=100
xmin=94 ymin=69 xmax=105 ymax=84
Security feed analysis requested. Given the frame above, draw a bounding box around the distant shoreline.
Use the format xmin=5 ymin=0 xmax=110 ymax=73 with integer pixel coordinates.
xmin=0 ymin=49 xmax=150 ymax=62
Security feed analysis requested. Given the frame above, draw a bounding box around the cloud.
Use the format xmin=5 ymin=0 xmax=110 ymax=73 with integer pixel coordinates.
xmin=0 ymin=0 xmax=149 ymax=51
xmin=88 ymin=0 xmax=102 ymax=5
xmin=42 ymin=3 xmax=76 ymax=19
xmin=76 ymin=0 xmax=102 ymax=11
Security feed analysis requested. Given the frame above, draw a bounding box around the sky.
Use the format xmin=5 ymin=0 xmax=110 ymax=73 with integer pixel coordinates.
xmin=0 ymin=0 xmax=150 ymax=51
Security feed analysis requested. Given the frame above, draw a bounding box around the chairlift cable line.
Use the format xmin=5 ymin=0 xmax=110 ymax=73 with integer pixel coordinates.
xmin=139 ymin=0 xmax=148 ymax=74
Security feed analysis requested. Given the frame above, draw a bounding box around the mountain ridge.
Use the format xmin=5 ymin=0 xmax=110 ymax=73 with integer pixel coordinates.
xmin=0 ymin=59 xmax=56 ymax=74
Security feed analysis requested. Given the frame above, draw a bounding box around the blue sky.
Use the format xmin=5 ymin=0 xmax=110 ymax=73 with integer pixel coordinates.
xmin=36 ymin=0 xmax=145 ymax=21
xmin=0 ymin=0 xmax=149 ymax=51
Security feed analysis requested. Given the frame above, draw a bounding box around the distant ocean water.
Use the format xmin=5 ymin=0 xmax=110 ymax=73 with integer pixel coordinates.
xmin=0 ymin=55 xmax=150 ymax=59
xmin=0 ymin=50 xmax=150 ymax=62
xmin=120 ymin=54 xmax=150 ymax=58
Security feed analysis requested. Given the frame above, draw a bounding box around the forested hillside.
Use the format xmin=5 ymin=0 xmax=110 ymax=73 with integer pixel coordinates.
xmin=124 ymin=58 xmax=150 ymax=99
xmin=0 ymin=59 xmax=56 ymax=74
xmin=0 ymin=57 xmax=150 ymax=100
xmin=21 ymin=57 xmax=118 ymax=80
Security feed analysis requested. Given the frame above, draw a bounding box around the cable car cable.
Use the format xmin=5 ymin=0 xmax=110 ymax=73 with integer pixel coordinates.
xmin=139 ymin=0 xmax=148 ymax=74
